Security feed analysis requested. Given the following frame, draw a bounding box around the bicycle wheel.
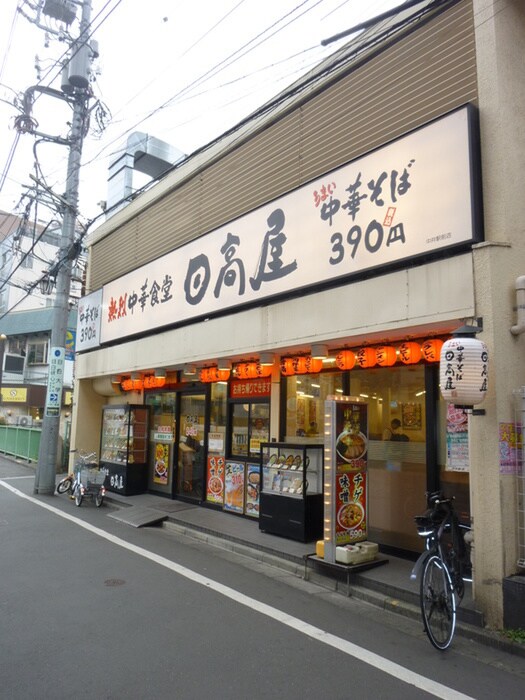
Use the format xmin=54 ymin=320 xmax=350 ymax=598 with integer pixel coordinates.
xmin=74 ymin=486 xmax=83 ymax=507
xmin=420 ymin=554 xmax=456 ymax=650
xmin=57 ymin=476 xmax=73 ymax=494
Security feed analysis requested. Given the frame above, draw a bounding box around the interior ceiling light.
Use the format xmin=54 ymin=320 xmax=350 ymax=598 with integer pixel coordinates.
xmin=183 ymin=364 xmax=197 ymax=375
xmin=217 ymin=358 xmax=232 ymax=371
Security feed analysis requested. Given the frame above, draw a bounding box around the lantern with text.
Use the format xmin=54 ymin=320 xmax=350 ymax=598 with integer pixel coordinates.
xmin=292 ymin=356 xmax=308 ymax=374
xmin=335 ymin=350 xmax=356 ymax=371
xmin=143 ymin=375 xmax=166 ymax=389
xmin=280 ymin=358 xmax=295 ymax=376
xmin=355 ymin=347 xmax=377 ymax=368
xmin=305 ymin=356 xmax=323 ymax=373
xmin=121 ymin=379 xmax=133 ymax=391
xmin=398 ymin=341 xmax=422 ymax=365
xmin=440 ymin=337 xmax=488 ymax=406
xmin=421 ymin=338 xmax=444 ymax=362
xmin=376 ymin=345 xmax=397 ymax=367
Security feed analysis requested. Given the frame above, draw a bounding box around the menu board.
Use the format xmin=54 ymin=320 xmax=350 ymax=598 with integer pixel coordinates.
xmin=244 ymin=463 xmax=260 ymax=518
xmin=206 ymin=455 xmax=225 ymax=504
xmin=224 ymin=461 xmax=245 ymax=514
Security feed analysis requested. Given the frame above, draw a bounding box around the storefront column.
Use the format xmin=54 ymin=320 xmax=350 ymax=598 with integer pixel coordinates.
xmin=472 ymin=0 xmax=525 ymax=628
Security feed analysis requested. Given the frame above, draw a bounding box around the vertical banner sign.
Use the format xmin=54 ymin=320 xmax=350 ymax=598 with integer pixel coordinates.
xmin=45 ymin=347 xmax=65 ymax=417
xmin=324 ymin=397 xmax=368 ymax=563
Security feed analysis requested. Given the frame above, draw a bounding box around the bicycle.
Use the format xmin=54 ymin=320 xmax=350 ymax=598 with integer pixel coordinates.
xmin=56 ymin=451 xmax=105 ymax=507
xmin=410 ymin=491 xmax=473 ymax=650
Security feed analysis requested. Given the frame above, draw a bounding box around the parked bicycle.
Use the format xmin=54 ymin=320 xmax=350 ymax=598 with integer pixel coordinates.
xmin=410 ymin=491 xmax=473 ymax=650
xmin=56 ymin=451 xmax=106 ymax=507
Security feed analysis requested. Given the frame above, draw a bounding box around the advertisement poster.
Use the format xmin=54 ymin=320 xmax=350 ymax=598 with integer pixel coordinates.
xmin=499 ymin=423 xmax=522 ymax=475
xmin=244 ymin=463 xmax=260 ymax=518
xmin=206 ymin=455 xmax=225 ymax=504
xmin=153 ymin=443 xmax=170 ymax=485
xmin=224 ymin=461 xmax=245 ymax=514
xmin=446 ymin=405 xmax=469 ymax=472
xmin=336 ymin=469 xmax=367 ymax=544
xmin=334 ymin=400 xmax=368 ymax=545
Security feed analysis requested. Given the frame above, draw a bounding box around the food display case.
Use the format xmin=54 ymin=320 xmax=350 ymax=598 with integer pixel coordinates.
xmin=259 ymin=442 xmax=323 ymax=542
xmin=99 ymin=404 xmax=150 ymax=496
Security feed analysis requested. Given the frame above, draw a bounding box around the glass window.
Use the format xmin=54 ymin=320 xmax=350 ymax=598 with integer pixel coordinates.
xmin=285 ymin=371 xmax=343 ymax=441
xmin=27 ymin=341 xmax=48 ymax=364
xmin=230 ymin=402 xmax=270 ymax=458
xmin=350 ymin=365 xmax=427 ymax=553
xmin=209 ymin=382 xmax=227 ymax=453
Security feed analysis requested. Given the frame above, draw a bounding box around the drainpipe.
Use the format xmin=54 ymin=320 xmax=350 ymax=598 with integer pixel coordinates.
xmin=510 ymin=276 xmax=525 ymax=336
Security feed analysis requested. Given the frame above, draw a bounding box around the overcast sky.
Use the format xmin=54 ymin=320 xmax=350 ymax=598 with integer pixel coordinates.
xmin=0 ymin=0 xmax=404 ymax=228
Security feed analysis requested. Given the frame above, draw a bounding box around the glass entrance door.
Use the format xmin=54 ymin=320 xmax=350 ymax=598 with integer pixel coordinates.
xmin=176 ymin=393 xmax=206 ymax=501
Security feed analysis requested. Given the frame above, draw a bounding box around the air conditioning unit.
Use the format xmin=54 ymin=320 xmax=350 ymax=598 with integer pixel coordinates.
xmin=17 ymin=416 xmax=33 ymax=427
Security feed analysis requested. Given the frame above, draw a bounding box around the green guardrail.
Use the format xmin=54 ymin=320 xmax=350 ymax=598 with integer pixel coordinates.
xmin=0 ymin=425 xmax=42 ymax=463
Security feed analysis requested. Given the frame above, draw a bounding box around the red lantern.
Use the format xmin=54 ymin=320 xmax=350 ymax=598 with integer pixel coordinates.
xmin=305 ymin=357 xmax=323 ymax=373
xmin=355 ymin=347 xmax=377 ymax=368
xmin=280 ymin=358 xmax=295 ymax=376
xmin=375 ymin=345 xmax=397 ymax=367
xmin=200 ymin=368 xmax=212 ymax=382
xmin=132 ymin=379 xmax=143 ymax=391
xmin=335 ymin=350 xmax=356 ymax=371
xmin=246 ymin=362 xmax=259 ymax=379
xmin=254 ymin=362 xmax=272 ymax=378
xmin=292 ymin=357 xmax=308 ymax=375
xmin=214 ymin=368 xmax=230 ymax=382
xmin=398 ymin=341 xmax=422 ymax=364
xmin=121 ymin=379 xmax=133 ymax=391
xmin=421 ymin=338 xmax=444 ymax=363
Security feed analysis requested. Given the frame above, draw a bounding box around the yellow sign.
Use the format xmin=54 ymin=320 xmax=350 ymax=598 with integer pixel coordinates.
xmin=1 ymin=387 xmax=27 ymax=403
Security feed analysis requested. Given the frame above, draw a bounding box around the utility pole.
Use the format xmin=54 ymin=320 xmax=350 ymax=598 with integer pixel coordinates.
xmin=32 ymin=0 xmax=93 ymax=494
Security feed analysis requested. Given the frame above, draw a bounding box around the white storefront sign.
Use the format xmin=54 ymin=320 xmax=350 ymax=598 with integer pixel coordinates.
xmin=78 ymin=106 xmax=480 ymax=347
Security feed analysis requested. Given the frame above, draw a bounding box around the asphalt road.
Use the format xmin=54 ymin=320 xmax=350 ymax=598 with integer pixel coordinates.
xmin=1 ymin=460 xmax=524 ymax=700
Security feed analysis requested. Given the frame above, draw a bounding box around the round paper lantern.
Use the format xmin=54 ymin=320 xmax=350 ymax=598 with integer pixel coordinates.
xmin=254 ymin=362 xmax=272 ymax=378
xmin=305 ymin=356 xmax=323 ymax=373
xmin=440 ymin=337 xmax=488 ymax=406
xmin=421 ymin=338 xmax=444 ymax=363
xmin=398 ymin=341 xmax=422 ymax=365
xmin=246 ymin=362 xmax=260 ymax=379
xmin=233 ymin=363 xmax=248 ymax=379
xmin=121 ymin=378 xmax=133 ymax=391
xmin=293 ymin=357 xmax=308 ymax=375
xmin=355 ymin=347 xmax=377 ymax=368
xmin=200 ymin=368 xmax=212 ymax=382
xmin=280 ymin=358 xmax=295 ymax=376
xmin=376 ymin=345 xmax=397 ymax=367
xmin=335 ymin=350 xmax=356 ymax=371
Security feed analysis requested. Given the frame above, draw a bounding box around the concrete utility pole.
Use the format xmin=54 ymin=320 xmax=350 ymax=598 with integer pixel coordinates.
xmin=34 ymin=0 xmax=93 ymax=494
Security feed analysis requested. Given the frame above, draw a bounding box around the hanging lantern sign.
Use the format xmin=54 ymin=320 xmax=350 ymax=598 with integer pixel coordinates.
xmin=280 ymin=358 xmax=295 ymax=376
xmin=335 ymin=350 xmax=356 ymax=371
xmin=305 ymin=356 xmax=323 ymax=373
xmin=398 ymin=341 xmax=422 ymax=365
xmin=421 ymin=338 xmax=444 ymax=362
xmin=355 ymin=347 xmax=377 ymax=368
xmin=376 ymin=345 xmax=397 ymax=367
xmin=440 ymin=337 xmax=488 ymax=406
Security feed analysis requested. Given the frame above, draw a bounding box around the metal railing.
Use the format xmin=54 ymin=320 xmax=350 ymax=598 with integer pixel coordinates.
xmin=0 ymin=424 xmax=42 ymax=462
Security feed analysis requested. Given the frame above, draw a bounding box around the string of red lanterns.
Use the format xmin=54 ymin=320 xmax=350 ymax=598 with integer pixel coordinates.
xmin=121 ymin=339 xmax=445 ymax=388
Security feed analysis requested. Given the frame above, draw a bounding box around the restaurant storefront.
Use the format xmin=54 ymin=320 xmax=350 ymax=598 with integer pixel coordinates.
xmin=72 ymin=1 xmax=525 ymax=627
